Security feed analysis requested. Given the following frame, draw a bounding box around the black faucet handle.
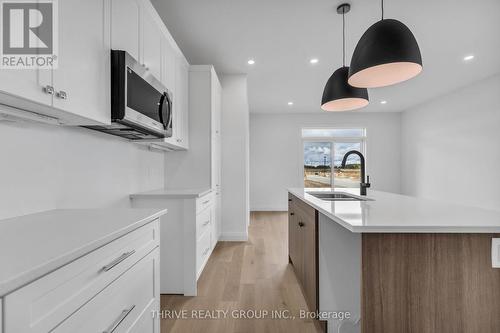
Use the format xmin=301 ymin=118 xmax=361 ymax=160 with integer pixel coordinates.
xmin=365 ymin=175 xmax=371 ymax=188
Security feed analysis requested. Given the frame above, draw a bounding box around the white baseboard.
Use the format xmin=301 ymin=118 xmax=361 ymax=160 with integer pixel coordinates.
xmin=219 ymin=232 xmax=248 ymax=242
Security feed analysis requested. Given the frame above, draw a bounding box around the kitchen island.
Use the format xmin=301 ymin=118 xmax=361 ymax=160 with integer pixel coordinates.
xmin=287 ymin=188 xmax=500 ymax=333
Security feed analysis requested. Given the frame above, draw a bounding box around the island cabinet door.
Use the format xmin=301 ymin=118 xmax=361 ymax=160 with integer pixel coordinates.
xmin=300 ymin=208 xmax=319 ymax=313
xmin=288 ymin=195 xmax=302 ymax=272
xmin=288 ymin=194 xmax=319 ymax=313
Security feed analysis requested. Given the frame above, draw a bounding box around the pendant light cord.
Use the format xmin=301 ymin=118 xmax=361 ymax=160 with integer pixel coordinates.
xmin=381 ymin=0 xmax=384 ymax=20
xmin=342 ymin=9 xmax=346 ymax=67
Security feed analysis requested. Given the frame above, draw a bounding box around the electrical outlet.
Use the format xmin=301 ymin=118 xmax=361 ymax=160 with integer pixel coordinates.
xmin=492 ymin=238 xmax=500 ymax=268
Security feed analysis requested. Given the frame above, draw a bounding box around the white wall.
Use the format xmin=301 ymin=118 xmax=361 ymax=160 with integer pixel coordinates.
xmin=0 ymin=120 xmax=164 ymax=220
xmin=250 ymin=112 xmax=401 ymax=211
xmin=401 ymin=74 xmax=500 ymax=211
xmin=220 ymin=74 xmax=250 ymax=240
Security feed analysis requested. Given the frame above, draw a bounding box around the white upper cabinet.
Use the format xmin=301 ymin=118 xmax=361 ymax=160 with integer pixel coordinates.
xmin=53 ymin=0 xmax=110 ymax=125
xmin=161 ymin=38 xmax=176 ymax=90
xmin=0 ymin=0 xmax=189 ymax=146
xmin=132 ymin=0 xmax=190 ymax=151
xmin=110 ymin=0 xmax=140 ymax=60
xmin=174 ymin=55 xmax=189 ymax=149
xmin=0 ymin=67 xmax=52 ymax=108
xmin=0 ymin=0 xmax=111 ymax=125
xmin=141 ymin=13 xmax=162 ymax=81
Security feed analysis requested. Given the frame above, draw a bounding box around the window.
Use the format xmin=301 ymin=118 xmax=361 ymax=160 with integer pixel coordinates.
xmin=302 ymin=128 xmax=366 ymax=188
xmin=303 ymin=142 xmax=332 ymax=188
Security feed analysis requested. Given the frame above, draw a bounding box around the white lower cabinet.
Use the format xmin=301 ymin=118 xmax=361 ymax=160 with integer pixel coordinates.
xmin=196 ymin=207 xmax=212 ymax=240
xmin=53 ymin=249 xmax=159 ymax=333
xmin=196 ymin=225 xmax=212 ymax=279
xmin=131 ymin=190 xmax=218 ymax=296
xmin=3 ymin=220 xmax=160 ymax=333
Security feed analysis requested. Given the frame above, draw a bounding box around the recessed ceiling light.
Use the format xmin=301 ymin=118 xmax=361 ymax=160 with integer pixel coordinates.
xmin=310 ymin=58 xmax=319 ymax=64
xmin=463 ymin=54 xmax=474 ymax=62
xmin=288 ymin=102 xmax=294 ymax=106
xmin=380 ymin=100 xmax=387 ymax=104
xmin=247 ymin=59 xmax=255 ymax=65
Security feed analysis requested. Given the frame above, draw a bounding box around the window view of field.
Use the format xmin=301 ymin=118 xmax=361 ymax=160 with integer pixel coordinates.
xmin=304 ymin=141 xmax=361 ymax=188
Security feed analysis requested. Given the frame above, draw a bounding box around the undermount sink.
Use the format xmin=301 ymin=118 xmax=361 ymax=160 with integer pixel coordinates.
xmin=307 ymin=192 xmax=371 ymax=201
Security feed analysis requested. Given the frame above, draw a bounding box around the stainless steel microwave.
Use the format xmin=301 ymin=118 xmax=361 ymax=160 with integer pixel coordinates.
xmin=86 ymin=50 xmax=172 ymax=140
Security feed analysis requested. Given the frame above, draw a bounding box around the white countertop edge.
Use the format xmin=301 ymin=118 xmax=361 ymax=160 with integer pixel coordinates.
xmin=317 ymin=209 xmax=500 ymax=234
xmin=289 ymin=188 xmax=500 ymax=234
xmin=130 ymin=188 xmax=213 ymax=199
xmin=0 ymin=208 xmax=167 ymax=296
xmin=350 ymin=226 xmax=500 ymax=233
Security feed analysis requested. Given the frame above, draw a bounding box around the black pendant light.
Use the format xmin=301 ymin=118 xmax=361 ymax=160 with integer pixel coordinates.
xmin=348 ymin=0 xmax=422 ymax=88
xmin=321 ymin=3 xmax=369 ymax=112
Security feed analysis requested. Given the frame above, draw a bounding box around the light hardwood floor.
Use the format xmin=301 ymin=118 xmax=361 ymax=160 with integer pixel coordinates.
xmin=161 ymin=211 xmax=321 ymax=333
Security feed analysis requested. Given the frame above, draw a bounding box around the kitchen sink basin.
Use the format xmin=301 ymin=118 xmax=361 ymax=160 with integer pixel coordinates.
xmin=307 ymin=192 xmax=371 ymax=201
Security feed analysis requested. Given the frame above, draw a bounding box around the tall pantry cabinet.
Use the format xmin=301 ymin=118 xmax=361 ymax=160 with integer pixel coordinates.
xmin=164 ymin=65 xmax=222 ymax=247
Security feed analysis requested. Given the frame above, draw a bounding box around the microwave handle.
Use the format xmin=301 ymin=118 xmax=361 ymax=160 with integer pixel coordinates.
xmin=159 ymin=92 xmax=172 ymax=130
xmin=166 ymin=93 xmax=173 ymax=129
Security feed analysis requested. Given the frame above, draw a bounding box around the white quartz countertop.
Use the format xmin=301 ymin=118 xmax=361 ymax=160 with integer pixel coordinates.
xmin=0 ymin=208 xmax=167 ymax=296
xmin=288 ymin=188 xmax=500 ymax=233
xmin=130 ymin=187 xmax=212 ymax=199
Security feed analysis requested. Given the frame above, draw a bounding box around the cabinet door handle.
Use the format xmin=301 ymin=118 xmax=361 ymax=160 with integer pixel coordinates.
xmin=290 ymin=212 xmax=295 ymax=216
xmin=288 ymin=199 xmax=292 ymax=202
xmin=102 ymin=305 xmax=135 ymax=333
xmin=203 ymin=200 xmax=210 ymax=204
xmin=298 ymin=222 xmax=305 ymax=227
xmin=56 ymin=90 xmax=68 ymax=100
xmin=102 ymin=250 xmax=136 ymax=272
xmin=203 ymin=220 xmax=210 ymax=226
xmin=43 ymin=85 xmax=54 ymax=95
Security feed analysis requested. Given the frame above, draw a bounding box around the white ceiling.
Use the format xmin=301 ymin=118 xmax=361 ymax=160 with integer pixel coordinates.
xmin=152 ymin=0 xmax=500 ymax=113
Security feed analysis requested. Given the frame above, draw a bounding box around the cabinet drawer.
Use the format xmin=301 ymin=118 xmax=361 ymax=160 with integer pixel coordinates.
xmin=293 ymin=196 xmax=316 ymax=218
xmin=196 ymin=230 xmax=211 ymax=278
xmin=196 ymin=207 xmax=212 ymax=241
xmin=4 ymin=220 xmax=159 ymax=333
xmin=196 ymin=193 xmax=213 ymax=213
xmin=54 ymin=248 xmax=159 ymax=333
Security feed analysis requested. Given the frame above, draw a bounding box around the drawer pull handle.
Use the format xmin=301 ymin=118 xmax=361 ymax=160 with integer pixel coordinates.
xmin=202 ymin=200 xmax=210 ymax=204
xmin=203 ymin=220 xmax=210 ymax=226
xmin=102 ymin=250 xmax=136 ymax=272
xmin=103 ymin=305 xmax=135 ymax=333
xmin=298 ymin=221 xmax=305 ymax=227
xmin=203 ymin=247 xmax=210 ymax=255
xmin=290 ymin=212 xmax=295 ymax=216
